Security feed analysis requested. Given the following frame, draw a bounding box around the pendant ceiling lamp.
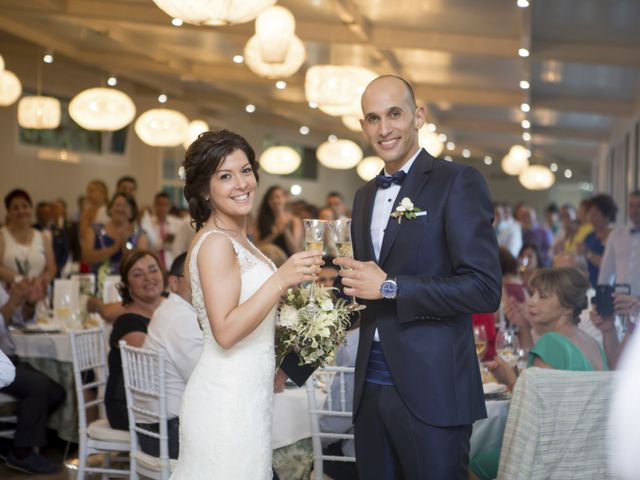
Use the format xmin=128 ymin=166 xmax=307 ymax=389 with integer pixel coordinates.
xmin=151 ymin=0 xmax=275 ymax=26
xmin=0 ymin=70 xmax=22 ymax=106
xmin=69 ymin=87 xmax=136 ymax=131
xmin=316 ymin=138 xmax=363 ymax=169
xmin=244 ymin=35 xmax=305 ymax=79
xmin=418 ymin=128 xmax=444 ymax=157
xmin=135 ymin=108 xmax=189 ymax=147
xmin=357 ymin=156 xmax=384 ymax=181
xmin=501 ymin=145 xmax=530 ymax=176
xmin=0 ymin=54 xmax=4 ymax=73
xmin=259 ymin=145 xmax=301 ymax=175
xmin=18 ymin=96 xmax=61 ymax=129
xmin=305 ymin=65 xmax=377 ymax=117
xmin=342 ymin=115 xmax=362 ymax=132
xmin=519 ymin=165 xmax=555 ymax=190
xmin=183 ymin=119 xmax=210 ymax=150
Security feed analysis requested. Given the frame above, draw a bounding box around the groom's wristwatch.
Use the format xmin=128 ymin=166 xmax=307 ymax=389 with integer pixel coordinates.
xmin=379 ymin=275 xmax=398 ymax=299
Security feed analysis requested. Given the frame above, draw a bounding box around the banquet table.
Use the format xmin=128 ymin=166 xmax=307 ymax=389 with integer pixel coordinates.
xmin=270 ymin=385 xmax=510 ymax=478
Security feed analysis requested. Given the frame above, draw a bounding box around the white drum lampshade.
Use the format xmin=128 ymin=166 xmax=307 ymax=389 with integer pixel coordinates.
xmin=244 ymin=34 xmax=305 ymax=79
xmin=69 ymin=87 xmax=136 ymax=131
xmin=316 ymin=138 xmax=363 ymax=169
xmin=18 ymin=96 xmax=61 ymax=129
xmin=0 ymin=70 xmax=22 ymax=106
xmin=135 ymin=108 xmax=189 ymax=147
xmin=183 ymin=119 xmax=209 ymax=149
xmin=342 ymin=115 xmax=362 ymax=132
xmin=357 ymin=156 xmax=384 ymax=181
xmin=151 ymin=0 xmax=275 ymax=25
xmin=418 ymin=128 xmax=444 ymax=157
xmin=305 ymin=65 xmax=377 ymax=117
xmin=0 ymin=54 xmax=4 ymax=73
xmin=519 ymin=165 xmax=555 ymax=190
xmin=259 ymin=146 xmax=301 ymax=175
xmin=501 ymin=145 xmax=530 ymax=176
xmin=255 ymin=6 xmax=295 ymax=63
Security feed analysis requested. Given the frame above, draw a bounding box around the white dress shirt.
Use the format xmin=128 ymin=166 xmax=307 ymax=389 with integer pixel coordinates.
xmin=0 ymin=349 xmax=15 ymax=388
xmin=496 ymin=218 xmax=523 ymax=258
xmin=370 ymin=148 xmax=421 ymax=341
xmin=598 ymin=225 xmax=640 ymax=296
xmin=142 ymin=293 xmax=202 ymax=418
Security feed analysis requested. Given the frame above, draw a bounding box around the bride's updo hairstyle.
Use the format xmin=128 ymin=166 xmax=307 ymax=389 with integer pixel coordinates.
xmin=183 ymin=130 xmax=259 ymax=231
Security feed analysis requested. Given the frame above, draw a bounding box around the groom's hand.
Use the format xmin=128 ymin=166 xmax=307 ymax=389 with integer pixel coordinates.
xmin=334 ymin=258 xmax=385 ymax=300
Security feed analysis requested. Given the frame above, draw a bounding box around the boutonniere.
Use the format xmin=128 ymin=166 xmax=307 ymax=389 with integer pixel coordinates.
xmin=390 ymin=197 xmax=422 ymax=224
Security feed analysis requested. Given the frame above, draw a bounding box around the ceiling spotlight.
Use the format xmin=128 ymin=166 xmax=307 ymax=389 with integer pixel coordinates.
xmin=328 ymin=134 xmax=337 ymax=142
xmin=427 ymin=123 xmax=437 ymax=132
xmin=107 ymin=76 xmax=118 ymax=87
xmin=438 ymin=133 xmax=447 ymax=142
xmin=245 ymin=104 xmax=256 ymax=113
xmin=290 ymin=184 xmax=302 ymax=196
xmin=43 ymin=52 xmax=54 ymax=64
xmin=484 ymin=156 xmax=493 ymax=165
xmin=158 ymin=94 xmax=168 ymax=103
xmin=518 ymin=48 xmax=530 ymax=58
xmin=522 ymin=132 xmax=532 ymax=141
xmin=233 ymin=55 xmax=244 ymax=64
xmin=550 ymin=162 xmax=558 ymax=172
xmin=299 ymin=126 xmax=310 ymax=135
xmin=521 ymin=119 xmax=531 ymax=129
xmin=444 ymin=155 xmax=453 ymax=162
xmin=275 ymin=80 xmax=287 ymax=90
xmin=521 ymin=103 xmax=531 ymax=112
xmin=517 ymin=0 xmax=530 ymax=7
xmin=308 ymin=102 xmax=318 ymax=109
xmin=520 ymin=80 xmax=530 ymax=90
xmin=171 ymin=18 xmax=183 ymax=26
xmin=462 ymin=149 xmax=471 ymax=158
xmin=446 ymin=141 xmax=455 ymax=151
xmin=564 ymin=168 xmax=572 ymax=178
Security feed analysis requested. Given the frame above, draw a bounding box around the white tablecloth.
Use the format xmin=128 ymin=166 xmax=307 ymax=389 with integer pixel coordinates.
xmin=470 ymin=398 xmax=511 ymax=458
xmin=12 ymin=331 xmax=74 ymax=363
xmin=272 ymin=387 xmax=324 ymax=449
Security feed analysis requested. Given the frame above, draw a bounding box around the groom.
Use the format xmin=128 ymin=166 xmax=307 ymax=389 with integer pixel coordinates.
xmin=334 ymin=75 xmax=502 ymax=479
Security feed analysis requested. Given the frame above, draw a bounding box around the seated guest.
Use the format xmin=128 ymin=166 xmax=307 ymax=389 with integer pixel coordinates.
xmin=318 ymin=256 xmax=340 ymax=288
xmin=0 ymin=281 xmax=65 ymax=474
xmin=469 ymin=267 xmax=608 ymax=480
xmin=0 ymin=189 xmax=56 ymax=292
xmin=105 ymin=250 xmax=165 ymax=430
xmin=81 ymin=192 xmax=149 ymax=277
xmin=255 ymin=186 xmax=303 ymax=257
xmin=0 ymin=349 xmax=14 ymax=388
xmin=140 ymin=253 xmax=201 ymax=459
xmin=319 ymin=328 xmax=360 ymax=480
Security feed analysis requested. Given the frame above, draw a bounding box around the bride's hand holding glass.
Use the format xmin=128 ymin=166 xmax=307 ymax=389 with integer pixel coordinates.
xmin=273 ymin=250 xmax=323 ymax=290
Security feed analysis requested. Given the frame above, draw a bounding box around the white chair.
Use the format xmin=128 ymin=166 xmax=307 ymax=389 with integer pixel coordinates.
xmin=69 ymin=328 xmax=130 ymax=478
xmin=0 ymin=392 xmax=17 ymax=439
xmin=306 ymin=365 xmax=356 ymax=480
xmin=120 ymin=341 xmax=174 ymax=480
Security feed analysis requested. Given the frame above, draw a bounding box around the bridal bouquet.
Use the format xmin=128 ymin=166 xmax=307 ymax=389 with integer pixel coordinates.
xmin=275 ymin=284 xmax=352 ymax=368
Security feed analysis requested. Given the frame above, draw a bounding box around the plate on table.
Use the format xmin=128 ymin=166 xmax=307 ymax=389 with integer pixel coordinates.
xmin=21 ymin=325 xmax=62 ymax=334
xmin=483 ymin=382 xmax=507 ymax=396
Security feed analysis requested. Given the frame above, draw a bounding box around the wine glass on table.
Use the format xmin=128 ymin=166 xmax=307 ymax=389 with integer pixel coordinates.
xmin=303 ymin=219 xmax=327 ymax=309
xmin=473 ymin=324 xmax=488 ymax=362
xmin=330 ymin=218 xmax=365 ymax=312
xmin=496 ymin=328 xmax=520 ymax=367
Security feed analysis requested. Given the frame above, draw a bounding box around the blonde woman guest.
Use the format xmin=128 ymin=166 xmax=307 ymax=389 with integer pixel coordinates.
xmin=79 ymin=180 xmax=109 ymax=237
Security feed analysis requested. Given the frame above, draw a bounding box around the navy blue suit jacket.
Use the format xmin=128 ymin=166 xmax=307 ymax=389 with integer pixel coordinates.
xmin=351 ymin=149 xmax=501 ymax=427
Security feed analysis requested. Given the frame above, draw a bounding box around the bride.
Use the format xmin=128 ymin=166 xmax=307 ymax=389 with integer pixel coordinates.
xmin=170 ymin=130 xmax=322 ymax=479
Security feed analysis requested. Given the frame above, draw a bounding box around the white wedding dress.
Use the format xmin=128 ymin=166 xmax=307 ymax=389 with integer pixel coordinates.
xmin=170 ymin=229 xmax=276 ymax=479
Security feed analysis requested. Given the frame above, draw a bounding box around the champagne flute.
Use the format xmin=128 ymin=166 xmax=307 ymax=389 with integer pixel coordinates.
xmin=496 ymin=329 xmax=520 ymax=367
xmin=473 ymin=324 xmax=488 ymax=362
xmin=303 ymin=219 xmax=327 ymax=308
xmin=330 ymin=219 xmax=366 ymax=311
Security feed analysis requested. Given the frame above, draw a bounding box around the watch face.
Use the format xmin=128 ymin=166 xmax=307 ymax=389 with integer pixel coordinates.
xmin=381 ymin=280 xmax=397 ymax=298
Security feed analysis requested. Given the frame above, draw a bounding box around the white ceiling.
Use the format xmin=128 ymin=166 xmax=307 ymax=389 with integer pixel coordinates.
xmin=0 ymin=0 xmax=639 ymax=176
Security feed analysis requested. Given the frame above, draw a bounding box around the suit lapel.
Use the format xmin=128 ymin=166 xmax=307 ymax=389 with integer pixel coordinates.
xmin=356 ymin=180 xmax=377 ymax=262
xmin=378 ymin=150 xmax=434 ymax=266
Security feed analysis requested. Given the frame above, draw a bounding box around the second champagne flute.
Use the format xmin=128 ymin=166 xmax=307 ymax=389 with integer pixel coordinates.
xmin=303 ymin=219 xmax=327 ymax=307
xmin=330 ymin=219 xmax=366 ymax=311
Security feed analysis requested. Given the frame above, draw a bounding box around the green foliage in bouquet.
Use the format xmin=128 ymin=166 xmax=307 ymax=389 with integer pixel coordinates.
xmin=275 ymin=284 xmax=353 ymax=367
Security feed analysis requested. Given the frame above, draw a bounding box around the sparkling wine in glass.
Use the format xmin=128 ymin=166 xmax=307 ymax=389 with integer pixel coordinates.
xmin=303 ymin=219 xmax=327 ymax=307
xmin=473 ymin=324 xmax=488 ymax=362
xmin=330 ymin=219 xmax=365 ymax=311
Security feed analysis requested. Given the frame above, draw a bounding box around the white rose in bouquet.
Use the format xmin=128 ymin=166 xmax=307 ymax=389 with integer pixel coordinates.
xmin=278 ymin=305 xmax=300 ymax=329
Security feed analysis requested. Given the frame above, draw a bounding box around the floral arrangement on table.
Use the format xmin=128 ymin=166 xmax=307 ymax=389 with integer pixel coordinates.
xmin=275 ymin=284 xmax=353 ymax=368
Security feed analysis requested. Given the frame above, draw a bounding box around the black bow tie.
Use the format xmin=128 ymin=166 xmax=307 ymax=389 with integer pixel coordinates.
xmin=375 ymin=170 xmax=406 ymax=189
